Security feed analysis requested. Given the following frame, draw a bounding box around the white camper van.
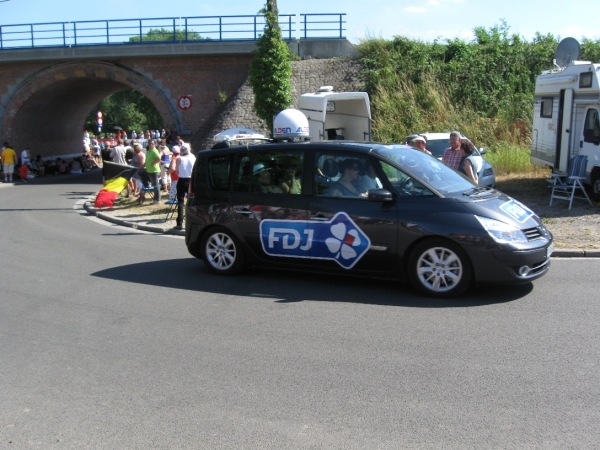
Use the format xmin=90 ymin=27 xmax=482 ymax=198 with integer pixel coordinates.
xmin=530 ymin=38 xmax=600 ymax=200
xmin=298 ymin=86 xmax=371 ymax=142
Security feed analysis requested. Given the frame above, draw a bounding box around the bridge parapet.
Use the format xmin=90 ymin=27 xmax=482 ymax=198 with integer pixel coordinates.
xmin=0 ymin=14 xmax=346 ymax=50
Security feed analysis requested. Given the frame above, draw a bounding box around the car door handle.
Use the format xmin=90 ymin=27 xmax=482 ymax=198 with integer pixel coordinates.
xmin=234 ymin=209 xmax=253 ymax=215
xmin=310 ymin=215 xmax=330 ymax=221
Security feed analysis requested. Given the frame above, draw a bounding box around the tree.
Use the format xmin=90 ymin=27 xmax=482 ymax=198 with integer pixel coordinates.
xmin=248 ymin=1 xmax=293 ymax=136
xmin=129 ymin=28 xmax=206 ymax=43
xmin=85 ymin=89 xmax=163 ymax=134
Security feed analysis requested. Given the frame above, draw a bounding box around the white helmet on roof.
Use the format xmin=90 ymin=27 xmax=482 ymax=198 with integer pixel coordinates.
xmin=273 ymin=109 xmax=309 ymax=140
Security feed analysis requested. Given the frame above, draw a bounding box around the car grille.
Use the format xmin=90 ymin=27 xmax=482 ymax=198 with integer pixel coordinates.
xmin=523 ymin=227 xmax=543 ymax=241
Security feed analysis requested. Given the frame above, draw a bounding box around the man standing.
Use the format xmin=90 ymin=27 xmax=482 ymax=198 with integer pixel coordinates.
xmin=21 ymin=148 xmax=31 ymax=166
xmin=145 ymin=139 xmax=161 ymax=204
xmin=110 ymin=139 xmax=127 ymax=165
xmin=1 ymin=142 xmax=17 ymax=183
xmin=411 ymin=136 xmax=432 ymax=155
xmin=173 ymin=144 xmax=196 ymax=230
xmin=442 ymin=131 xmax=463 ymax=170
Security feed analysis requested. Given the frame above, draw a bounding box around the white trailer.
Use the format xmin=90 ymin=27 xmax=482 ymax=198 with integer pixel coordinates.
xmin=298 ymin=86 xmax=371 ymax=142
xmin=530 ymin=38 xmax=600 ymax=199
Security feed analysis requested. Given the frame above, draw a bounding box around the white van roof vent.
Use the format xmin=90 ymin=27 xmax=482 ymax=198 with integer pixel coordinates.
xmin=316 ymin=86 xmax=334 ymax=93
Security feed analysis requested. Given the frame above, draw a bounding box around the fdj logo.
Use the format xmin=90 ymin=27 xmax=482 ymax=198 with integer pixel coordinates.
xmin=260 ymin=212 xmax=371 ymax=269
xmin=500 ymin=199 xmax=534 ymax=223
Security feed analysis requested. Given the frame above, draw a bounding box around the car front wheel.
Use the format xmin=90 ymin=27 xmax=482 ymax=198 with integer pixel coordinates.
xmin=201 ymin=228 xmax=245 ymax=275
xmin=408 ymin=238 xmax=472 ymax=298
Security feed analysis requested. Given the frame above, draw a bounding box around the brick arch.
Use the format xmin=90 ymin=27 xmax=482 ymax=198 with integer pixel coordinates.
xmin=0 ymin=61 xmax=180 ymax=157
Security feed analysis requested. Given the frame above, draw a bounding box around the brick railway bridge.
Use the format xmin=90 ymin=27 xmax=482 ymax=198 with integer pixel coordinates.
xmin=0 ymin=15 xmax=359 ymax=157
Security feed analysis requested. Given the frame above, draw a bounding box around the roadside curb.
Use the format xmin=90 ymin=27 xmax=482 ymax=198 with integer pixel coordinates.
xmin=83 ymin=200 xmax=185 ymax=236
xmin=552 ymin=249 xmax=600 ymax=258
xmin=82 ymin=198 xmax=599 ymax=256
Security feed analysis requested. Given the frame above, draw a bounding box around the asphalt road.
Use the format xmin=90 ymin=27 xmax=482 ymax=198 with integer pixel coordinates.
xmin=1 ymin=173 xmax=599 ymax=449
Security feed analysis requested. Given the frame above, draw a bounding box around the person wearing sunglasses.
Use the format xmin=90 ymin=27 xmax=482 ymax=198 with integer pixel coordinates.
xmin=326 ymin=158 xmax=363 ymax=197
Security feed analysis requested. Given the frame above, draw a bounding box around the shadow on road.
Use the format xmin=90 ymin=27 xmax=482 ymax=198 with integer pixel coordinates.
xmin=91 ymin=258 xmax=533 ymax=308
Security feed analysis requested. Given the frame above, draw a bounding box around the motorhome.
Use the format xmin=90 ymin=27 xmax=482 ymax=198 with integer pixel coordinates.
xmin=298 ymin=86 xmax=371 ymax=142
xmin=530 ymin=38 xmax=600 ymax=200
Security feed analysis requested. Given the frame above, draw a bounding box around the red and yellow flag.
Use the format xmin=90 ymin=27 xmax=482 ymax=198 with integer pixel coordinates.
xmin=95 ymin=162 xmax=137 ymax=208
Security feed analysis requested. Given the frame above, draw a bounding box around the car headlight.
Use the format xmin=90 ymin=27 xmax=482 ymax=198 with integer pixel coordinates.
xmin=482 ymin=167 xmax=494 ymax=177
xmin=475 ymin=215 xmax=528 ymax=244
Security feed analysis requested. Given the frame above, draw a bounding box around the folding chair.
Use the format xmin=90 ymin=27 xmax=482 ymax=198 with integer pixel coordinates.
xmin=138 ymin=186 xmax=155 ymax=205
xmin=549 ymin=154 xmax=593 ymax=209
xmin=164 ymin=199 xmax=178 ymax=221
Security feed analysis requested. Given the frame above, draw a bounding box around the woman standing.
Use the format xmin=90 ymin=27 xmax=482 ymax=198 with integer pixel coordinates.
xmin=457 ymin=141 xmax=481 ymax=184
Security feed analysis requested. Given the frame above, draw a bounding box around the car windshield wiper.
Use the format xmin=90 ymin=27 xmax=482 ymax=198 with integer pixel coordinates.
xmin=462 ymin=186 xmax=491 ymax=196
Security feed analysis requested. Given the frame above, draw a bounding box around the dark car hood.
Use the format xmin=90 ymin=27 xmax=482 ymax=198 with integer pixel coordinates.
xmin=448 ymin=189 xmax=543 ymax=229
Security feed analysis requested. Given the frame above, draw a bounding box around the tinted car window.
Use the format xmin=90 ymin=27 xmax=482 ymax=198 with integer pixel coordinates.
xmin=378 ymin=160 xmax=434 ymax=196
xmin=235 ymin=151 xmax=304 ymax=194
xmin=208 ymin=154 xmax=234 ymax=191
xmin=375 ymin=145 xmax=475 ymax=195
xmin=315 ymin=152 xmax=377 ymax=198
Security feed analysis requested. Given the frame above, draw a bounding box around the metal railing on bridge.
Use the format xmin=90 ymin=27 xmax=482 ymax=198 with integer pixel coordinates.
xmin=0 ymin=14 xmax=346 ymax=50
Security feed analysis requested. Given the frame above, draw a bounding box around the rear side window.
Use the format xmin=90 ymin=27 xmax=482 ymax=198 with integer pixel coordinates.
xmin=234 ymin=151 xmax=304 ymax=194
xmin=208 ymin=154 xmax=234 ymax=191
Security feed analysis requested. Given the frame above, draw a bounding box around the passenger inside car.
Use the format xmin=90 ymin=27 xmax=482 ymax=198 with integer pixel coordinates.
xmin=326 ymin=158 xmax=364 ymax=197
xmin=279 ymin=157 xmax=302 ymax=194
xmin=253 ymin=163 xmax=283 ymax=194
xmin=358 ymin=160 xmax=383 ymax=192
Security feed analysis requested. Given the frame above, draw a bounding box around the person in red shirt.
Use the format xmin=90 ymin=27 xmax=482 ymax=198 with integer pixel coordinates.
xmin=19 ymin=163 xmax=30 ymax=182
xmin=442 ymin=131 xmax=463 ymax=170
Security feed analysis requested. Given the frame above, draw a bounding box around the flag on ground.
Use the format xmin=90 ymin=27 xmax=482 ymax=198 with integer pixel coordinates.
xmin=95 ymin=161 xmax=137 ymax=208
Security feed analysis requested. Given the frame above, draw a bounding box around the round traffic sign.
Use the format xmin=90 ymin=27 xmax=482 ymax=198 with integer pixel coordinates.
xmin=178 ymin=95 xmax=193 ymax=110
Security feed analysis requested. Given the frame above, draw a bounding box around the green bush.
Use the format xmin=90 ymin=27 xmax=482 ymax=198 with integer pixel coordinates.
xmin=358 ymin=23 xmax=600 ymax=174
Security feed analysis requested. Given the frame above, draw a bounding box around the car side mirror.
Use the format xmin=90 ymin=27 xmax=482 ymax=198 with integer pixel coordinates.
xmin=368 ymin=189 xmax=394 ymax=202
xmin=479 ymin=147 xmax=487 ymax=155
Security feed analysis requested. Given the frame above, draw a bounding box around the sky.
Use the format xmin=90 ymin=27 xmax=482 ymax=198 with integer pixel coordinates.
xmin=0 ymin=0 xmax=599 ymax=45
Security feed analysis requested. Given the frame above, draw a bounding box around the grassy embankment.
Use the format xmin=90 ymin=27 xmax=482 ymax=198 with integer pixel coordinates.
xmin=357 ymin=27 xmax=600 ymax=180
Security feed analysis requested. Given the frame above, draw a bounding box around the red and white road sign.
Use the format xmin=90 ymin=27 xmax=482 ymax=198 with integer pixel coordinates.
xmin=178 ymin=95 xmax=193 ymax=110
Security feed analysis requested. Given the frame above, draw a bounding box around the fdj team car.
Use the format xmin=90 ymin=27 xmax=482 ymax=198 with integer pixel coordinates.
xmin=184 ymin=143 xmax=553 ymax=298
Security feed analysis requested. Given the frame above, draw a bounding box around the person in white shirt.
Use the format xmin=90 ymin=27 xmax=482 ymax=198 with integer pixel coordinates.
xmin=21 ymin=148 xmax=31 ymax=166
xmin=173 ymin=144 xmax=196 ymax=230
xmin=109 ymin=139 xmax=127 ymax=165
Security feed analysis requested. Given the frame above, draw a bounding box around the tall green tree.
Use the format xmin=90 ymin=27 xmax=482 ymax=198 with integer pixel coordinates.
xmin=85 ymin=89 xmax=163 ymax=135
xmin=248 ymin=1 xmax=293 ymax=135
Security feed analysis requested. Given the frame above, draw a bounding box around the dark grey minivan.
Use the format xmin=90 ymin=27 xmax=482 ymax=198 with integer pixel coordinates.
xmin=185 ymin=141 xmax=553 ymax=298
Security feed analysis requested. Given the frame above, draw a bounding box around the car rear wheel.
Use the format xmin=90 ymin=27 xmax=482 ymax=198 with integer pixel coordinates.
xmin=201 ymin=228 xmax=245 ymax=275
xmin=408 ymin=238 xmax=472 ymax=298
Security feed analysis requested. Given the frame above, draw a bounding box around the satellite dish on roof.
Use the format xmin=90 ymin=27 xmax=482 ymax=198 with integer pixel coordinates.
xmin=555 ymin=37 xmax=580 ymax=68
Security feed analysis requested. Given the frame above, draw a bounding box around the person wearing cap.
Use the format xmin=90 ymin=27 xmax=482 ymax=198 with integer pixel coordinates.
xmin=253 ymin=163 xmax=282 ymax=193
xmin=442 ymin=131 xmax=463 ymax=170
xmin=411 ymin=136 xmax=432 ymax=155
xmin=173 ymin=144 xmax=196 ymax=230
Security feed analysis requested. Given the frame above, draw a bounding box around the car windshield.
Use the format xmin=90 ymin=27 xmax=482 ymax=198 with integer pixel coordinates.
xmin=425 ymin=139 xmax=449 ymax=158
xmin=373 ymin=144 xmax=475 ymax=195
